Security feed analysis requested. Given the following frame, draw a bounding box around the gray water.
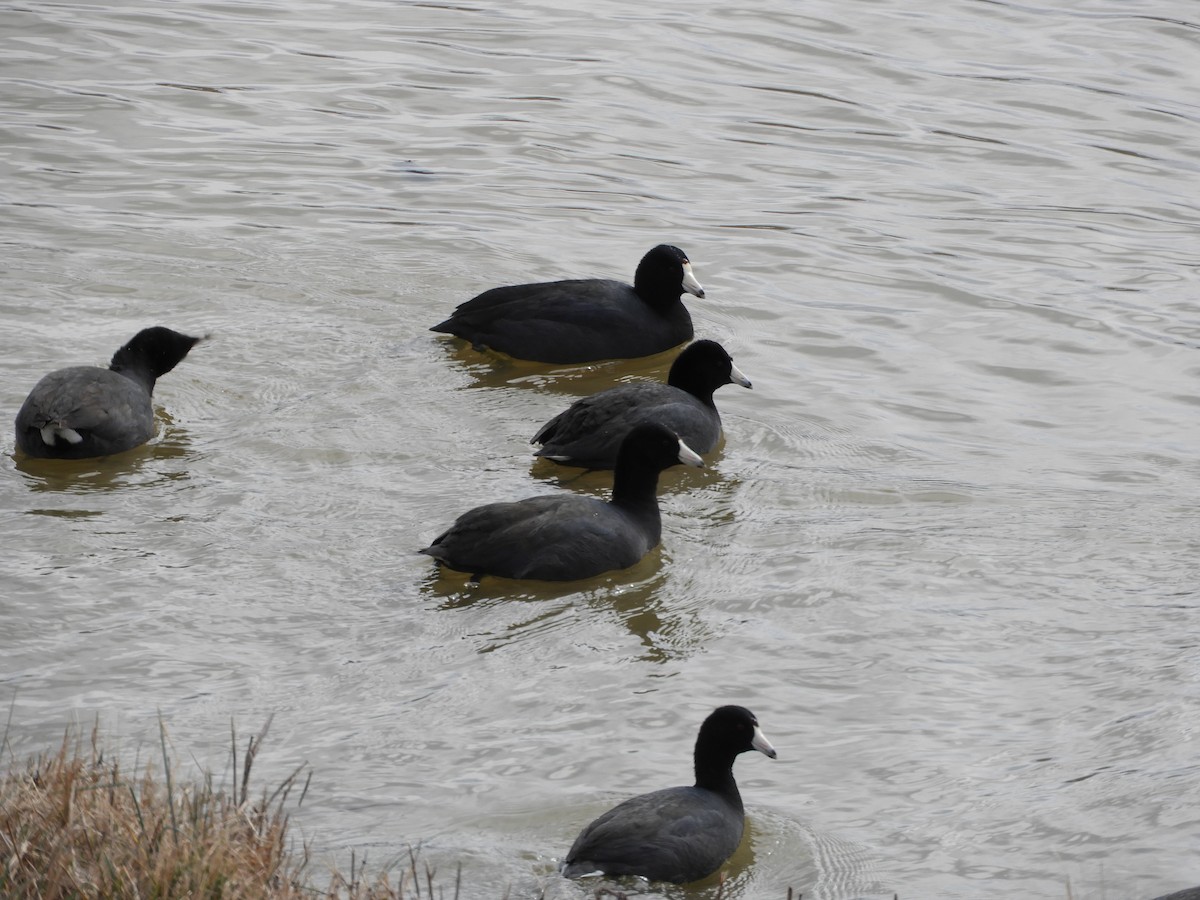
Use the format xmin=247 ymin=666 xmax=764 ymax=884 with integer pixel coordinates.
xmin=2 ymin=1 xmax=1198 ymax=898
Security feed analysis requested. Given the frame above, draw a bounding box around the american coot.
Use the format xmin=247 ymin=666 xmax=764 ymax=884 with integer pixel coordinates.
xmin=14 ymin=326 xmax=204 ymax=460
xmin=430 ymin=244 xmax=704 ymax=364
xmin=562 ymin=705 xmax=777 ymax=884
xmin=532 ymin=340 xmax=752 ymax=470
xmin=1152 ymin=890 xmax=1200 ymax=900
xmin=420 ymin=423 xmax=703 ymax=581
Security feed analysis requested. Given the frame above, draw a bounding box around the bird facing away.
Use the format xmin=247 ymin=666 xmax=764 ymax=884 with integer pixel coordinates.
xmin=14 ymin=326 xmax=204 ymax=459
xmin=561 ymin=705 xmax=777 ymax=884
xmin=532 ymin=339 xmax=752 ymax=469
xmin=420 ymin=423 xmax=703 ymax=581
xmin=430 ymin=244 xmax=704 ymax=364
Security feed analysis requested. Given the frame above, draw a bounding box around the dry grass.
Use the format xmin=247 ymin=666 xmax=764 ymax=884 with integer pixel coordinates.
xmin=0 ymin=714 xmax=457 ymax=899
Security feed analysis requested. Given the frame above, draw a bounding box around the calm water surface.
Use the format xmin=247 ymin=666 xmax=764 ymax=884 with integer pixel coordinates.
xmin=2 ymin=1 xmax=1198 ymax=898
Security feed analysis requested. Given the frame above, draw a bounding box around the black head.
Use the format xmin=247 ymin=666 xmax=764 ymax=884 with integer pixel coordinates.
xmin=667 ymin=340 xmax=753 ymax=395
xmin=634 ymin=244 xmax=705 ymax=305
xmin=110 ymin=327 xmax=204 ymax=379
xmin=615 ymin=422 xmax=705 ymax=474
xmin=696 ymin=705 xmax=777 ymax=761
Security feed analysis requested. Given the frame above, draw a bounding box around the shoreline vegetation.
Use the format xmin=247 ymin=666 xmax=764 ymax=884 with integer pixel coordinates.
xmin=0 ymin=716 xmax=458 ymax=899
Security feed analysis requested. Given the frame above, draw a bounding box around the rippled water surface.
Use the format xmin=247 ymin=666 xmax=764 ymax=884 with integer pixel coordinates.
xmin=2 ymin=1 xmax=1198 ymax=897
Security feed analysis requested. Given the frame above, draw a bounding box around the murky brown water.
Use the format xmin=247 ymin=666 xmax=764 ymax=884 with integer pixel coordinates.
xmin=2 ymin=1 xmax=1198 ymax=898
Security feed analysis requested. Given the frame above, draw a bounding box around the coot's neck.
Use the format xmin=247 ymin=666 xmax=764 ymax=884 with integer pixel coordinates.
xmin=610 ymin=458 xmax=664 ymax=515
xmin=109 ymin=359 xmax=157 ymax=394
xmin=667 ymin=367 xmax=719 ymax=407
xmin=694 ymin=745 xmax=743 ymax=812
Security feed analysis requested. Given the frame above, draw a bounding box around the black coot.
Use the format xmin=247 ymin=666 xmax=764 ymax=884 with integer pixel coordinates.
xmin=532 ymin=340 xmax=751 ymax=469
xmin=15 ymin=326 xmax=204 ymax=459
xmin=420 ymin=423 xmax=703 ymax=581
xmin=430 ymin=244 xmax=704 ymax=364
xmin=562 ymin=705 xmax=777 ymax=884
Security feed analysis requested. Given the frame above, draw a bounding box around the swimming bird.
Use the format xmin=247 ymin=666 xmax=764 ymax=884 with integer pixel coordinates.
xmin=420 ymin=423 xmax=702 ymax=581
xmin=562 ymin=705 xmax=777 ymax=884
xmin=532 ymin=340 xmax=751 ymax=469
xmin=14 ymin=326 xmax=204 ymax=459
xmin=430 ymin=244 xmax=704 ymax=364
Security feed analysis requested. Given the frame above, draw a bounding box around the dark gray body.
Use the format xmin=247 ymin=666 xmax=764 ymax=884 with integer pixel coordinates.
xmin=562 ymin=784 xmax=743 ymax=883
xmin=534 ymin=383 xmax=720 ymax=470
xmin=420 ymin=423 xmax=703 ymax=582
xmin=430 ymin=245 xmax=701 ymax=364
xmin=16 ymin=367 xmax=156 ymax=459
xmin=420 ymin=494 xmax=658 ymax=581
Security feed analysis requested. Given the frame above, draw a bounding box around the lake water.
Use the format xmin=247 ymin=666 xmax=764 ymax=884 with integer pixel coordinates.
xmin=2 ymin=1 xmax=1198 ymax=898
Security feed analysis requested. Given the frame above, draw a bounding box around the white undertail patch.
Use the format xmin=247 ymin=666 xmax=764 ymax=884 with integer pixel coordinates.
xmin=41 ymin=425 xmax=83 ymax=446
